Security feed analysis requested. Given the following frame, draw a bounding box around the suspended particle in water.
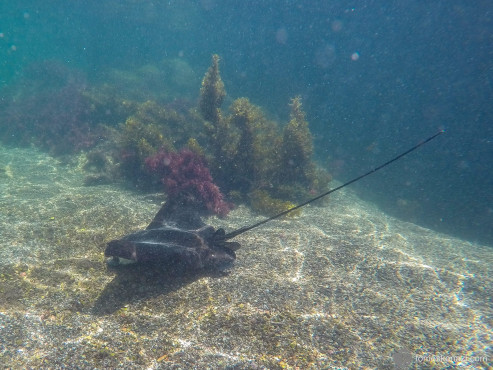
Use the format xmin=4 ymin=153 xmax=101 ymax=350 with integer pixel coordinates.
xmin=200 ymin=0 xmax=217 ymax=11
xmin=275 ymin=27 xmax=288 ymax=45
xmin=351 ymin=52 xmax=360 ymax=61
xmin=314 ymin=44 xmax=336 ymax=68
xmin=331 ymin=20 xmax=343 ymax=32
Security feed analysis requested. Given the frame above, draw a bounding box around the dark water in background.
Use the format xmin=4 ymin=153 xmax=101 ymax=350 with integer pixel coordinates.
xmin=1 ymin=1 xmax=492 ymax=245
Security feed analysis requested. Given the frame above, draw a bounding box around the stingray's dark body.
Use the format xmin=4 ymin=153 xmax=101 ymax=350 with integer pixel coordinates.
xmin=105 ymin=199 xmax=240 ymax=270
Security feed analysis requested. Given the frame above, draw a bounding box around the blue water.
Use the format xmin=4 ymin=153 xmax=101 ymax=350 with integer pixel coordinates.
xmin=1 ymin=1 xmax=492 ymax=245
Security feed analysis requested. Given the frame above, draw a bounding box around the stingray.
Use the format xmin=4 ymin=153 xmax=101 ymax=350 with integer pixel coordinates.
xmin=105 ymin=131 xmax=444 ymax=270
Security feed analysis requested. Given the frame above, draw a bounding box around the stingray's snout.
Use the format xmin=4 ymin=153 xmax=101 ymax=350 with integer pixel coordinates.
xmin=105 ymin=240 xmax=138 ymax=266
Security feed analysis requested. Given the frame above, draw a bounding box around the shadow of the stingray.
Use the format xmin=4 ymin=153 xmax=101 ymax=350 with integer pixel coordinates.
xmin=92 ymin=263 xmax=226 ymax=315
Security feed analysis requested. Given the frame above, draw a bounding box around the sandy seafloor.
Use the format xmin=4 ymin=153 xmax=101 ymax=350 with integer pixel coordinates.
xmin=0 ymin=145 xmax=491 ymax=369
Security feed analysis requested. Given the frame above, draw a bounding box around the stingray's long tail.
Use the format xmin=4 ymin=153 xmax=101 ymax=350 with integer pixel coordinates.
xmin=224 ymin=130 xmax=445 ymax=240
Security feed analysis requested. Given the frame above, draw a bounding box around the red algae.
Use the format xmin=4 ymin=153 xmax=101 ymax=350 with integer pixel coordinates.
xmin=146 ymin=148 xmax=232 ymax=217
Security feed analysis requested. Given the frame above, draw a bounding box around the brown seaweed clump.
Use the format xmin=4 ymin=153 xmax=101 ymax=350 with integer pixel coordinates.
xmin=116 ymin=99 xmax=208 ymax=188
xmin=277 ymin=96 xmax=315 ymax=186
xmin=272 ymin=96 xmax=331 ymax=202
xmin=199 ymin=54 xmax=226 ymax=124
xmin=118 ymin=101 xmax=176 ymax=186
xmin=75 ymin=54 xmax=330 ymax=215
xmin=250 ymin=190 xmax=301 ymax=218
xmin=228 ymin=98 xmax=279 ymax=191
xmin=205 ymin=97 xmax=279 ymax=195
xmin=198 ymin=56 xmax=330 ymax=214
